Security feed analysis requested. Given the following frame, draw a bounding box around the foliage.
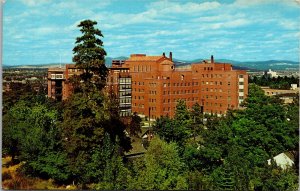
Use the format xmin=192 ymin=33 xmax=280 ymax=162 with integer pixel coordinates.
xmin=128 ymin=112 xmax=142 ymax=136
xmin=2 ymin=81 xmax=47 ymax=115
xmin=59 ymin=19 xmax=131 ymax=187
xmin=197 ymin=84 xmax=299 ymax=189
xmin=154 ymin=100 xmax=191 ymax=146
xmin=72 ymin=19 xmax=107 ymax=90
xmin=2 ymin=101 xmax=69 ymax=182
xmin=128 ymin=138 xmax=188 ymax=190
xmin=249 ymin=75 xmax=299 ymax=89
xmin=60 ymin=91 xmax=131 ymax=186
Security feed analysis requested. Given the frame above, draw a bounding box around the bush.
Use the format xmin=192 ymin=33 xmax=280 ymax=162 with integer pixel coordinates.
xmin=2 ymin=171 xmax=12 ymax=181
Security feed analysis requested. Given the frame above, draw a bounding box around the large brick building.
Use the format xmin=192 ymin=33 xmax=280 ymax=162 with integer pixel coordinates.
xmin=48 ymin=53 xmax=248 ymax=118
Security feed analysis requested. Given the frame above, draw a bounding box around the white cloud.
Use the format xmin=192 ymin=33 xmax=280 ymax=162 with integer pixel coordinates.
xmin=19 ymin=0 xmax=51 ymax=7
xmin=278 ymin=19 xmax=299 ymax=30
xmin=148 ymin=1 xmax=221 ymax=14
xmin=231 ymin=0 xmax=299 ymax=7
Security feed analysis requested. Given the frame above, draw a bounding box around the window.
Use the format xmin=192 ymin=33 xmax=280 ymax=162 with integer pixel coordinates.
xmin=220 ymin=82 xmax=223 ymax=85
xmin=239 ymin=75 xmax=243 ymax=78
xmin=239 ymin=82 xmax=244 ymax=85
xmin=181 ymin=75 xmax=184 ymax=80
xmin=239 ymin=96 xmax=244 ymax=99
xmin=239 ymin=89 xmax=244 ymax=92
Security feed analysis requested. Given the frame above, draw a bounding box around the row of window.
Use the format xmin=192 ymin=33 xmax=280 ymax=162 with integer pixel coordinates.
xmin=202 ymin=88 xmax=225 ymax=92
xmin=167 ymin=90 xmax=200 ymax=94
xmin=134 ymin=96 xmax=144 ymax=100
xmin=68 ymin=69 xmax=82 ymax=72
xmin=120 ymin=110 xmax=131 ymax=117
xmin=119 ymin=98 xmax=131 ymax=103
xmin=149 ymin=91 xmax=157 ymax=95
xmin=204 ymin=67 xmax=213 ymax=71
xmin=119 ymin=77 xmax=131 ymax=83
xmin=133 ymin=81 xmax=145 ymax=85
xmin=134 ymin=80 xmax=243 ymax=87
xmin=203 ymin=95 xmax=224 ymax=100
xmin=119 ymin=92 xmax=131 ymax=97
xmin=133 ymin=103 xmax=144 ymax=108
xmin=119 ymin=84 xmax=131 ymax=90
xmin=202 ymin=81 xmax=224 ymax=85
xmin=133 ymin=65 xmax=152 ymax=72
xmin=162 ymin=97 xmax=199 ymax=103
xmin=133 ymin=88 xmax=145 ymax=92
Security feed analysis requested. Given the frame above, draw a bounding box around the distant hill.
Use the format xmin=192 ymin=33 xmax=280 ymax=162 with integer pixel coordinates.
xmin=4 ymin=57 xmax=298 ymax=71
xmin=173 ymin=58 xmax=298 ymax=71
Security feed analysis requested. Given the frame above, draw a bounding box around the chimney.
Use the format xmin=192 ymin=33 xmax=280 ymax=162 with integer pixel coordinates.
xmin=211 ymin=55 xmax=214 ymax=63
xmin=169 ymin=52 xmax=173 ymax=61
xmin=163 ymin=52 xmax=165 ymax=57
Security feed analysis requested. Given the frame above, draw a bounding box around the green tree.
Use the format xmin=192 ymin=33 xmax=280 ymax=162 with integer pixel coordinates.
xmin=3 ymin=101 xmax=69 ymax=182
xmin=60 ymin=91 xmax=131 ymax=186
xmin=154 ymin=100 xmax=191 ymax=146
xmin=2 ymin=101 xmax=30 ymax=163
xmin=93 ymin=134 xmax=130 ymax=190
xmin=60 ymin=19 xmax=131 ymax=187
xmin=128 ymin=112 xmax=142 ymax=136
xmin=72 ymin=19 xmax=107 ymax=90
xmin=128 ymin=138 xmax=188 ymax=190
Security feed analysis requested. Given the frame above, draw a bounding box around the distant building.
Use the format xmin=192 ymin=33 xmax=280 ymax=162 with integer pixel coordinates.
xmin=47 ymin=64 xmax=82 ymax=101
xmin=290 ymin=84 xmax=298 ymax=90
xmin=264 ymin=69 xmax=278 ymax=78
xmin=48 ymin=53 xmax=249 ymax=118
xmin=267 ymin=153 xmax=294 ymax=170
xmin=260 ymin=86 xmax=298 ymax=104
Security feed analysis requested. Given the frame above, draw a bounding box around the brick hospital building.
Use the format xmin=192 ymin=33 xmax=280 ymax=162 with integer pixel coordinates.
xmin=48 ymin=53 xmax=248 ymax=119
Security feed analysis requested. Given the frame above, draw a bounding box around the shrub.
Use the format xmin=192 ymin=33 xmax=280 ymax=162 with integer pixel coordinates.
xmin=2 ymin=171 xmax=12 ymax=181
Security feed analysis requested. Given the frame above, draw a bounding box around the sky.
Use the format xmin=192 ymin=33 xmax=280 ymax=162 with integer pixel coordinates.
xmin=3 ymin=0 xmax=300 ymax=66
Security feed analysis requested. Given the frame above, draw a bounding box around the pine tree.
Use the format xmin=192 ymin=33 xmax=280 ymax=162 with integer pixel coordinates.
xmin=72 ymin=19 xmax=108 ymax=91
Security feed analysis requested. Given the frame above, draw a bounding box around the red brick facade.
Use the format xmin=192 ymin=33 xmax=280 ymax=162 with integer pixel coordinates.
xmin=121 ymin=53 xmax=248 ymax=119
xmin=48 ymin=53 xmax=248 ymax=119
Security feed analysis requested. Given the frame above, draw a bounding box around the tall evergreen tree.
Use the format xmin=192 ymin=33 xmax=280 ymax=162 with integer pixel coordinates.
xmin=60 ymin=19 xmax=131 ymax=187
xmin=72 ymin=19 xmax=108 ymax=91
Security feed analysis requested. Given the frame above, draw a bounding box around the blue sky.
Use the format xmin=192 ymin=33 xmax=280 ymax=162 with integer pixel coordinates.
xmin=3 ymin=0 xmax=300 ymax=65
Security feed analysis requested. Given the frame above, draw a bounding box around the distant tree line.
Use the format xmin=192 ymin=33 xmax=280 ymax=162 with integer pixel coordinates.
xmin=249 ymin=75 xmax=299 ymax=89
xmin=2 ymin=20 xmax=299 ymax=190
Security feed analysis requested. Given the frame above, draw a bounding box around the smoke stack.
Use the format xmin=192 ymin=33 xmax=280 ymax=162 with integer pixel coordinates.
xmin=211 ymin=55 xmax=214 ymax=63
xmin=169 ymin=52 xmax=172 ymax=61
xmin=163 ymin=52 xmax=165 ymax=57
